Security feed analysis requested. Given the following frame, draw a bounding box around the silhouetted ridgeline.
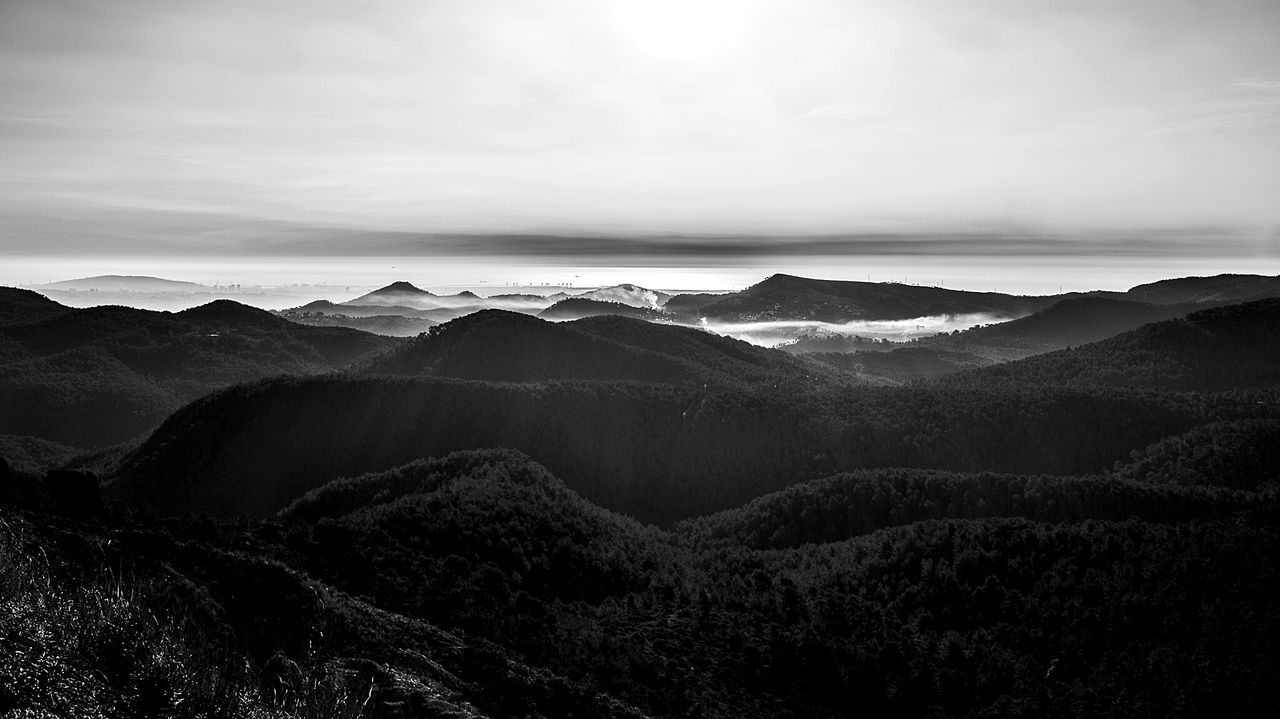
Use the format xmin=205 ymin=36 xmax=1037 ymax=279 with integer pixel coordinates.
xmin=357 ymin=309 xmax=834 ymax=389
xmin=1123 ymin=273 xmax=1280 ymax=305
xmin=665 ymin=273 xmax=1054 ymax=322
xmin=538 ymin=296 xmax=662 ymax=320
xmin=676 ymin=468 xmax=1255 ymax=550
xmin=0 ymin=293 xmax=397 ymax=447
xmin=0 ymin=287 xmax=72 ymax=327
xmin=6 ymin=280 xmax=1280 ymax=718
xmin=920 ymin=295 xmax=1196 ymax=360
xmin=106 ymin=370 xmax=1271 ymax=522
xmin=942 ymin=297 xmax=1280 ymax=390
xmin=1112 ymin=418 xmax=1280 ymax=490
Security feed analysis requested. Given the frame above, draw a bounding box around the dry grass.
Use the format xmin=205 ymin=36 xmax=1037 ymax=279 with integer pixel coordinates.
xmin=0 ymin=517 xmax=368 ymax=719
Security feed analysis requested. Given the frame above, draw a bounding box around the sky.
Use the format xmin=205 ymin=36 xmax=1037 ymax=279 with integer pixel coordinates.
xmin=1 ymin=0 xmax=1280 ymax=261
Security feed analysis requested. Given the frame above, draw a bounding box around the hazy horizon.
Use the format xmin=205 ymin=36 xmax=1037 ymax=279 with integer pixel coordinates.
xmin=7 ymin=251 xmax=1278 ymax=312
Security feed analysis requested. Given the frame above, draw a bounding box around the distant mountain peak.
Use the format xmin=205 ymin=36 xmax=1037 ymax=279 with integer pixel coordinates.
xmin=750 ymin=273 xmax=821 ymax=290
xmin=573 ymin=283 xmax=671 ymax=309
xmin=370 ymin=281 xmax=432 ymax=295
xmin=348 ymin=281 xmax=438 ymax=306
xmin=39 ymin=275 xmax=206 ymax=290
xmin=179 ymin=299 xmax=284 ymax=325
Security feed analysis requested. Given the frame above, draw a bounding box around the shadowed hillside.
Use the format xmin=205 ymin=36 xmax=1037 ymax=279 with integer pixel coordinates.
xmin=0 ymin=293 xmax=398 ymax=448
xmin=105 ymin=369 xmax=1255 ymax=522
xmin=0 ymin=288 xmax=72 ymax=327
xmin=918 ymin=295 xmax=1196 ymax=360
xmin=359 ymin=309 xmax=834 ymax=389
xmin=946 ymin=297 xmax=1280 ymax=390
xmin=677 ymin=467 xmax=1252 ymax=551
xmin=538 ymin=297 xmax=662 ymax=320
xmin=14 ymin=442 xmax=1280 ymax=718
xmin=1123 ymin=273 xmax=1280 ymax=305
xmin=1111 ymin=418 xmax=1280 ymax=490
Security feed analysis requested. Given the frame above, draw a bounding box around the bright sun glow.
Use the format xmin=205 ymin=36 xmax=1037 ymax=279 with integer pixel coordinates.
xmin=609 ymin=0 xmax=759 ymax=61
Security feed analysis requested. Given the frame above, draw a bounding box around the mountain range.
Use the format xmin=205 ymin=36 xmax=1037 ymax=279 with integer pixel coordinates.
xmin=4 ymin=271 xmax=1280 ymax=718
xmin=0 ymin=291 xmax=396 ymax=448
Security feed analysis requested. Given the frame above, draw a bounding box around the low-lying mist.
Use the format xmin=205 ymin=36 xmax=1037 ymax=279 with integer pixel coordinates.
xmin=693 ymin=313 xmax=1012 ymax=348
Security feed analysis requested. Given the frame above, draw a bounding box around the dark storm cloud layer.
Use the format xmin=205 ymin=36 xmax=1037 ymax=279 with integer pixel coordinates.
xmin=1 ymin=204 xmax=1271 ymax=260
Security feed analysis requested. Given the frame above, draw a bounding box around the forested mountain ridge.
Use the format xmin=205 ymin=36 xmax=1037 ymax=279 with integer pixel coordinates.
xmin=943 ymin=297 xmax=1280 ymax=390
xmin=664 ymin=273 xmax=1054 ymax=322
xmin=105 ymin=369 xmax=1274 ymax=522
xmin=788 ymin=288 xmax=1275 ymax=382
xmin=357 ymin=309 xmax=836 ymax=389
xmin=9 ymin=444 xmax=1280 ymax=718
xmin=676 ymin=467 xmax=1260 ymax=550
xmin=0 ymin=291 xmax=398 ymax=447
xmin=7 ymin=275 xmax=1280 ymax=718
xmin=1121 ymin=273 xmax=1280 ymax=305
xmin=538 ymin=297 xmax=662 ymax=320
xmin=0 ymin=287 xmax=72 ymax=327
xmin=799 ymin=347 xmax=991 ymax=383
xmin=1111 ymin=418 xmax=1280 ymax=490
xmin=921 ymin=295 xmax=1196 ymax=360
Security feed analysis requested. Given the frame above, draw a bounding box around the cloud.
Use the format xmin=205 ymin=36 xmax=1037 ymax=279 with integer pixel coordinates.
xmin=1147 ymin=82 xmax=1280 ymax=135
xmin=1232 ymin=78 xmax=1280 ymax=92
xmin=694 ymin=314 xmax=1007 ymax=347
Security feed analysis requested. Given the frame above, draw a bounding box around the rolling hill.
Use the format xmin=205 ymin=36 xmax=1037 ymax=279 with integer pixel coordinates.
xmin=276 ymin=311 xmax=437 ymax=337
xmin=923 ymin=295 xmax=1196 ymax=360
xmin=801 ymin=346 xmax=991 ymax=383
xmin=0 ymin=293 xmax=397 ymax=447
xmin=54 ymin=443 xmax=1280 ymax=718
xmin=104 ymin=364 xmax=1235 ymax=522
xmin=37 ymin=274 xmax=208 ymax=292
xmin=947 ymin=297 xmax=1280 ymax=390
xmin=345 ymin=280 xmax=436 ymax=306
xmin=359 ymin=309 xmax=833 ymax=388
xmin=665 ymin=273 xmax=1053 ymax=323
xmin=9 ymin=273 xmax=1280 ymax=719
xmin=538 ymin=297 xmax=662 ymax=320
xmin=1122 ymin=273 xmax=1280 ymax=305
xmin=0 ymin=287 xmax=72 ymax=328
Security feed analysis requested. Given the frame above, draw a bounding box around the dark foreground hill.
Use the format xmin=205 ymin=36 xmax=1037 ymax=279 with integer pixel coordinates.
xmin=105 ymin=369 xmax=1271 ymax=522
xmin=946 ymin=297 xmax=1280 ymax=391
xmin=7 ymin=443 xmax=1280 ymax=718
xmin=8 ymin=275 xmax=1280 ymax=719
xmin=0 ymin=287 xmax=72 ymax=327
xmin=1111 ymin=418 xmax=1280 ymax=490
xmin=0 ymin=293 xmax=397 ymax=448
xmin=800 ymin=347 xmax=991 ymax=383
